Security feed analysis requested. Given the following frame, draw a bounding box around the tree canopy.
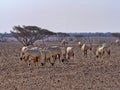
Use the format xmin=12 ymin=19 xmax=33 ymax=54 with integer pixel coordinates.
xmin=11 ymin=25 xmax=56 ymax=46
xmin=112 ymin=33 xmax=120 ymax=39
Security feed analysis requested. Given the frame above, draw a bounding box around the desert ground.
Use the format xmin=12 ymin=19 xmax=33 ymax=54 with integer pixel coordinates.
xmin=0 ymin=41 xmax=120 ymax=90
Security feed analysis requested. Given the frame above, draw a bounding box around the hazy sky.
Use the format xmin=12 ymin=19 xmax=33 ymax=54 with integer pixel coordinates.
xmin=0 ymin=0 xmax=120 ymax=33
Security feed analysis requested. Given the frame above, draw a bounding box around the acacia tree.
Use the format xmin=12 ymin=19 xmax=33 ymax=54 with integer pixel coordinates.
xmin=11 ymin=25 xmax=55 ymax=46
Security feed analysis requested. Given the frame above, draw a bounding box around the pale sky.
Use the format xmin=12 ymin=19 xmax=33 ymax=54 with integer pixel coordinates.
xmin=0 ymin=0 xmax=120 ymax=33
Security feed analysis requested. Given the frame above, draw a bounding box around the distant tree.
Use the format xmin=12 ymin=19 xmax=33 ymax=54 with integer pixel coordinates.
xmin=56 ymin=32 xmax=69 ymax=41
xmin=0 ymin=33 xmax=7 ymax=42
xmin=57 ymin=32 xmax=69 ymax=37
xmin=11 ymin=25 xmax=56 ymax=46
xmin=73 ymin=34 xmax=83 ymax=38
xmin=112 ymin=33 xmax=120 ymax=39
xmin=68 ymin=33 xmax=83 ymax=42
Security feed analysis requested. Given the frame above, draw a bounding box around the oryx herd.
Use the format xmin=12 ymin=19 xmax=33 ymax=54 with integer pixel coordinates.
xmin=20 ymin=44 xmax=74 ymax=66
xmin=20 ymin=39 xmax=119 ymax=67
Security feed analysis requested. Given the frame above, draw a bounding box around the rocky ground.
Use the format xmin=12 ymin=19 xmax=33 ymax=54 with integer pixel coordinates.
xmin=0 ymin=42 xmax=120 ymax=90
